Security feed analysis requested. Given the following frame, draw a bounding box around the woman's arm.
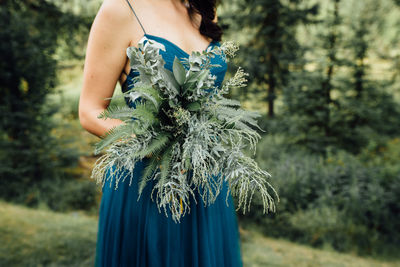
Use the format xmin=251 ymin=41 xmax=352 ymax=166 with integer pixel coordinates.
xmin=79 ymin=0 xmax=133 ymax=138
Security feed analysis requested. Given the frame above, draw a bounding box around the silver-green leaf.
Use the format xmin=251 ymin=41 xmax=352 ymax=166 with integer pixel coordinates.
xmin=172 ymin=56 xmax=186 ymax=85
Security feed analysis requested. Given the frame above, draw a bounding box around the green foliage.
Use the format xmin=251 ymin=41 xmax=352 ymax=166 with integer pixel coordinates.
xmin=0 ymin=0 xmax=91 ymax=209
xmin=48 ymin=0 xmax=98 ymax=61
xmin=238 ymin=134 xmax=400 ymax=256
xmin=32 ymin=178 xmax=98 ymax=212
xmin=223 ymin=1 xmax=400 ymax=252
xmin=136 ymin=133 xmax=171 ymax=158
xmin=173 ymin=56 xmax=187 ymax=85
xmin=0 ymin=201 xmax=96 ymax=266
xmin=281 ymin=0 xmax=400 ymax=155
xmin=283 ymin=71 xmax=336 ymax=154
xmin=281 ymin=0 xmax=341 ymax=155
xmin=92 ymin=38 xmax=279 ymax=222
xmin=138 ymin=156 xmax=161 ymax=196
xmin=94 ymin=125 xmax=136 ymax=155
xmin=98 ymin=105 xmax=134 ymax=121
xmin=221 ymin=0 xmax=319 ymax=115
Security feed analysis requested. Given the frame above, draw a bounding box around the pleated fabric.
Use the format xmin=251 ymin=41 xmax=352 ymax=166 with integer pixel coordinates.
xmin=95 ymin=159 xmax=243 ymax=267
xmin=94 ymin=35 xmax=243 ymax=267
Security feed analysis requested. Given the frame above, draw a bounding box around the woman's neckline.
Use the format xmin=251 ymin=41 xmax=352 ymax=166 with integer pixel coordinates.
xmin=142 ymin=33 xmax=216 ymax=57
xmin=122 ymin=33 xmax=217 ymax=88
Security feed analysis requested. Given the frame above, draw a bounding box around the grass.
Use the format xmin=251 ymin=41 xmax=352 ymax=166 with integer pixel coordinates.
xmin=0 ymin=200 xmax=97 ymax=266
xmin=239 ymin=226 xmax=399 ymax=267
xmin=1 ymin=201 xmax=399 ymax=266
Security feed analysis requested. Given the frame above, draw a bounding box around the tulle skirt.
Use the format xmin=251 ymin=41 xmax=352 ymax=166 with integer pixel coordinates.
xmin=94 ymin=158 xmax=243 ymax=267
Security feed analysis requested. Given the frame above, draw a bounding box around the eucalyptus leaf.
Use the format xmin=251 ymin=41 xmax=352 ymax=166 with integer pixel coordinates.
xmin=173 ymin=56 xmax=186 ymax=85
xmin=186 ymin=70 xmax=203 ymax=83
xmin=187 ymin=101 xmax=201 ymax=111
xmin=162 ymin=69 xmax=180 ymax=91
xmin=169 ymin=99 xmax=177 ymax=108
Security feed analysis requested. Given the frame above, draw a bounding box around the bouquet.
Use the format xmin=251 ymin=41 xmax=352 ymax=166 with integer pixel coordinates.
xmin=91 ymin=37 xmax=279 ymax=222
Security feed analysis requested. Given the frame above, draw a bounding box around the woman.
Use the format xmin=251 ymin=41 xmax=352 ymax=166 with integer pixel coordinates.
xmin=79 ymin=0 xmax=243 ymax=266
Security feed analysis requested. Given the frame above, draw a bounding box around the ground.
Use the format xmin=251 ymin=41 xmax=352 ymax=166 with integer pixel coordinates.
xmin=1 ymin=200 xmax=398 ymax=266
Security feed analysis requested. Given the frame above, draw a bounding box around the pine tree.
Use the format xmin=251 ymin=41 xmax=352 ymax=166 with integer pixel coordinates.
xmin=282 ymin=0 xmax=341 ymax=155
xmin=0 ymin=0 xmax=88 ymax=205
xmin=220 ymin=0 xmax=318 ymax=117
xmin=283 ymin=0 xmax=400 ymax=154
xmin=334 ymin=0 xmax=400 ymax=152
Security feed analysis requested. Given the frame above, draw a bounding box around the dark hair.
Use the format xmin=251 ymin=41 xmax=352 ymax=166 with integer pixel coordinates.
xmin=186 ymin=0 xmax=223 ymax=42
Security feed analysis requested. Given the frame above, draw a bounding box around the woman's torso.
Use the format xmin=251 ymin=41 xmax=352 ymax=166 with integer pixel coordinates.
xmin=118 ymin=0 xmax=218 ymax=87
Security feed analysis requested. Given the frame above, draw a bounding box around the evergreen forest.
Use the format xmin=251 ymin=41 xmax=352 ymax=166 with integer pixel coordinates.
xmin=0 ymin=0 xmax=399 ymax=265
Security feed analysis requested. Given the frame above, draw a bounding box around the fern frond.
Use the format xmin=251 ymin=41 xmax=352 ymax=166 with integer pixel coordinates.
xmin=216 ymin=106 xmax=264 ymax=132
xmin=223 ymin=148 xmax=279 ymax=214
xmin=131 ymin=102 xmax=158 ymax=124
xmin=158 ymin=143 xmax=174 ymax=184
xmin=137 ymin=156 xmax=160 ymax=198
xmin=136 ymin=133 xmax=171 ymax=159
xmin=98 ymin=105 xmax=134 ymax=120
xmin=216 ymin=97 xmax=241 ymax=107
xmin=129 ymin=120 xmax=151 ymax=135
xmin=124 ymin=83 xmax=163 ymax=109
xmin=94 ymin=125 xmax=134 ymax=155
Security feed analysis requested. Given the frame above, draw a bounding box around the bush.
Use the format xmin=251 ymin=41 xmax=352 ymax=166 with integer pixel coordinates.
xmin=0 ymin=0 xmax=95 ymax=212
xmin=32 ymin=178 xmax=98 ymax=213
xmin=236 ymin=134 xmax=400 ymax=256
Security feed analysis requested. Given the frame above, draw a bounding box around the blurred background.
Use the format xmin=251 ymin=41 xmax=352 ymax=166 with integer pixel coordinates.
xmin=0 ymin=0 xmax=399 ymax=266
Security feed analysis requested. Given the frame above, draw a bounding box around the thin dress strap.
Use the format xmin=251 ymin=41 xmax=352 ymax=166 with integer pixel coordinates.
xmin=125 ymin=0 xmax=147 ymax=35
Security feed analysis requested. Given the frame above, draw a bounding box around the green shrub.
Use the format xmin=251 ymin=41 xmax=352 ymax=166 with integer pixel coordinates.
xmin=36 ymin=178 xmax=98 ymax=212
xmin=236 ymin=134 xmax=400 ymax=256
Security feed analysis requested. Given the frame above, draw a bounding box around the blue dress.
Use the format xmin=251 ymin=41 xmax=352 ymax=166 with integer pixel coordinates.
xmin=94 ymin=3 xmax=243 ymax=266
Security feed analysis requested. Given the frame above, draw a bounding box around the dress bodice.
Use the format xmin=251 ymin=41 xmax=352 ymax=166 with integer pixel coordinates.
xmin=121 ymin=34 xmax=227 ymax=108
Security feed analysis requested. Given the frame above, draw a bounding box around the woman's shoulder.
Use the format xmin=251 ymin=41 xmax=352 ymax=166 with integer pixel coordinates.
xmin=93 ymin=0 xmax=144 ymax=44
xmin=96 ymin=0 xmax=132 ymax=23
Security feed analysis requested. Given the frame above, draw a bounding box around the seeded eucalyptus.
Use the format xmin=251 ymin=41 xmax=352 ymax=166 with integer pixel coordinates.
xmin=91 ymin=37 xmax=279 ymax=223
